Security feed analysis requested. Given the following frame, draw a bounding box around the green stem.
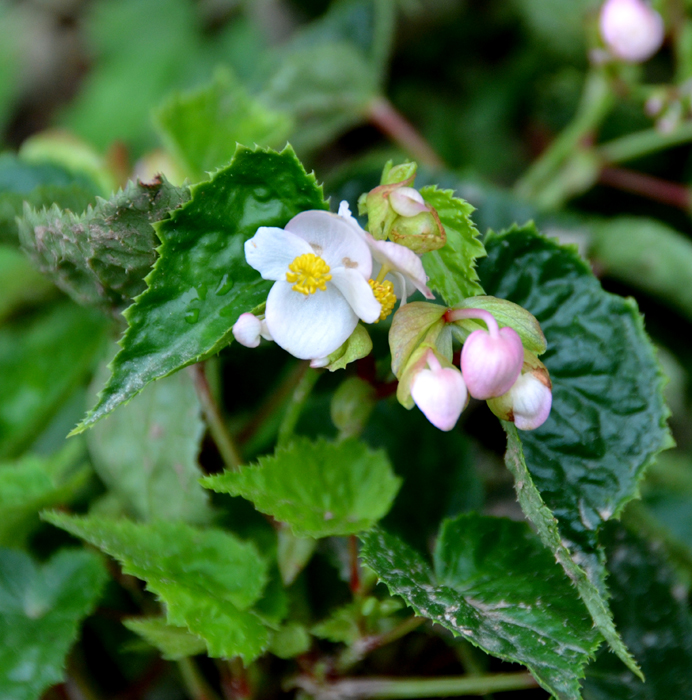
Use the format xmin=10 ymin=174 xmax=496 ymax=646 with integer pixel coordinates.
xmin=189 ymin=363 xmax=243 ymax=471
xmin=276 ymin=363 xmax=321 ymax=447
xmin=515 ymin=69 xmax=613 ymax=200
xmin=177 ymin=658 xmax=221 ymax=700
xmin=598 ymin=121 xmax=692 ymax=164
xmin=295 ymin=673 xmax=537 ymax=699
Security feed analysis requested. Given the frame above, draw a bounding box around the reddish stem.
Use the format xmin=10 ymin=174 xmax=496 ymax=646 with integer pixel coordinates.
xmin=598 ymin=166 xmax=692 ymax=210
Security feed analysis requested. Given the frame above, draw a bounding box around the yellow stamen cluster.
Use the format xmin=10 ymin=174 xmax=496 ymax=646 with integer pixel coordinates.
xmin=286 ymin=253 xmax=332 ymax=295
xmin=369 ymin=279 xmax=396 ymax=322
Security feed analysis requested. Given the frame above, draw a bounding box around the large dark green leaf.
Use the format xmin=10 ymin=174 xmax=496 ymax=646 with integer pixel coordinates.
xmin=87 ymin=365 xmax=212 ymax=524
xmin=360 ymin=514 xmax=601 ymax=700
xmin=0 ymin=302 xmax=108 ymax=459
xmin=19 ymin=176 xmax=188 ymax=311
xmin=0 ymin=548 xmax=107 ymax=700
xmin=202 ymin=437 xmax=401 ymax=538
xmin=73 ymin=145 xmax=327 ymax=433
xmin=584 ymin=525 xmax=692 ymax=699
xmin=44 ymin=514 xmax=271 ymax=662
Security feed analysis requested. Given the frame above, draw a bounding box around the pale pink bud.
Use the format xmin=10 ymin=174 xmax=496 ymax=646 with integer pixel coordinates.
xmin=389 ymin=187 xmax=428 ymax=217
xmin=510 ymin=373 xmax=552 ymax=430
xmin=410 ymin=352 xmax=467 ymax=431
xmin=233 ymin=313 xmax=272 ymax=348
xmin=599 ymin=0 xmax=664 ymax=63
xmin=461 ymin=326 xmax=524 ymax=400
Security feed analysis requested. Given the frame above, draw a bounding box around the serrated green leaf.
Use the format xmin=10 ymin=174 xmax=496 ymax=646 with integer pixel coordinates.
xmin=360 ymin=516 xmax=601 ymax=700
xmin=19 ymin=175 xmax=189 ymax=311
xmin=0 ymin=548 xmax=107 ymax=700
xmin=0 ymin=444 xmax=90 ymax=547
xmin=73 ymin=145 xmax=327 ymax=433
xmin=0 ymin=302 xmax=108 ymax=459
xmin=43 ymin=513 xmax=270 ymax=662
xmin=582 ymin=525 xmax=692 ymax=699
xmin=202 ymin=437 xmax=401 ymax=538
xmin=155 ymin=67 xmax=292 ymax=183
xmin=123 ymin=617 xmax=207 ymax=660
xmin=0 ymin=153 xmax=98 ymax=243
xmin=87 ymin=363 xmax=211 ymax=524
xmin=504 ymin=424 xmax=638 ymax=678
xmin=421 ymin=186 xmax=486 ymax=304
xmin=477 ymin=223 xmax=671 ymax=671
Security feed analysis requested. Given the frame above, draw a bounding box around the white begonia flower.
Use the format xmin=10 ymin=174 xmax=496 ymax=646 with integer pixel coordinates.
xmin=232 ymin=312 xmax=273 ymax=348
xmin=337 ymin=201 xmax=434 ymax=306
xmin=244 ymin=210 xmax=381 ymax=360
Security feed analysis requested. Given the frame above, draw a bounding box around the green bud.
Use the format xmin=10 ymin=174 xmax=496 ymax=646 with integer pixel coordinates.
xmin=381 ymin=160 xmax=417 ymax=185
xmin=452 ymin=296 xmax=547 ymax=355
xmin=330 ymin=377 xmax=377 ymax=439
xmin=388 ymin=209 xmax=446 ymax=254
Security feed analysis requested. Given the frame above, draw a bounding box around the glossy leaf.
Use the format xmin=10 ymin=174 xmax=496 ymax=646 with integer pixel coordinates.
xmin=0 ymin=302 xmax=108 ymax=459
xmin=360 ymin=515 xmax=601 ymax=700
xmin=123 ymin=617 xmax=206 ymax=661
xmin=73 ymin=145 xmax=327 ymax=433
xmin=584 ymin=525 xmax=692 ymax=699
xmin=87 ymin=365 xmax=212 ymax=524
xmin=0 ymin=548 xmax=107 ymax=700
xmin=155 ymin=67 xmax=292 ymax=182
xmin=19 ymin=175 xmax=189 ymax=311
xmin=0 ymin=443 xmax=90 ymax=547
xmin=44 ymin=513 xmax=270 ymax=662
xmin=202 ymin=437 xmax=401 ymax=538
xmin=421 ymin=186 xmax=486 ymax=304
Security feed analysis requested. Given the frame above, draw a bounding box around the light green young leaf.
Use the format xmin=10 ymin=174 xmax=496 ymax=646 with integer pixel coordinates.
xmin=123 ymin=617 xmax=207 ymax=661
xmin=43 ymin=514 xmax=270 ymax=662
xmin=421 ymin=186 xmax=486 ymax=304
xmin=584 ymin=525 xmax=692 ymax=699
xmin=360 ymin=515 xmax=602 ymax=700
xmin=477 ymin=223 xmax=671 ymax=673
xmin=19 ymin=175 xmax=189 ymax=312
xmin=0 ymin=245 xmax=55 ymax=323
xmin=87 ymin=365 xmax=212 ymax=524
xmin=0 ymin=548 xmax=107 ymax=700
xmin=73 ymin=145 xmax=327 ymax=434
xmin=155 ymin=67 xmax=292 ymax=183
xmin=0 ymin=443 xmax=90 ymax=547
xmin=202 ymin=437 xmax=401 ymax=538
xmin=268 ymin=623 xmax=311 ymax=660
xmin=0 ymin=302 xmax=108 ymax=459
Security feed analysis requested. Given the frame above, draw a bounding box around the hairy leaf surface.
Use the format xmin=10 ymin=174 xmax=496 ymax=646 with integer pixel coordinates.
xmin=0 ymin=548 xmax=106 ymax=700
xmin=44 ymin=514 xmax=270 ymax=661
xmin=360 ymin=515 xmax=601 ymax=700
xmin=74 ymin=145 xmax=327 ymax=433
xmin=202 ymin=437 xmax=401 ymax=538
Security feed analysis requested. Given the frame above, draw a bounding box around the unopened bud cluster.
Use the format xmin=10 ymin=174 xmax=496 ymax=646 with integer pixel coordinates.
xmin=389 ymin=299 xmax=552 ymax=432
xmin=358 ymin=161 xmax=446 ymax=254
xmin=598 ymin=0 xmax=664 ymax=63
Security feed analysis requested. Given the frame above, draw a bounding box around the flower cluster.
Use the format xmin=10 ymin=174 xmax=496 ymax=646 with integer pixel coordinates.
xmin=390 ymin=301 xmax=552 ymax=433
xmin=233 ymin=202 xmax=432 ymax=363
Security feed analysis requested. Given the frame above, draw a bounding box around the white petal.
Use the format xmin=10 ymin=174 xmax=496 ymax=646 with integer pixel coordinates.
xmin=389 ymin=188 xmax=428 ymax=217
xmin=232 ymin=313 xmax=263 ymax=348
xmin=265 ymin=280 xmax=358 ymax=360
xmin=286 ymin=210 xmax=372 ymax=279
xmin=510 ymin=373 xmax=553 ymax=430
xmin=245 ymin=226 xmax=313 ymax=281
xmin=368 ymin=237 xmax=434 ymax=299
xmin=259 ymin=319 xmax=273 ymax=341
xmin=330 ymin=268 xmax=381 ymax=324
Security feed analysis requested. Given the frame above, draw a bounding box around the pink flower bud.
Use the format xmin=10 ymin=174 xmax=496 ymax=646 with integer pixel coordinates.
xmin=389 ymin=187 xmax=429 ymax=217
xmin=460 ymin=326 xmax=524 ymax=400
xmin=410 ymin=351 xmax=467 ymax=431
xmin=233 ymin=313 xmax=272 ymax=348
xmin=488 ymin=371 xmax=552 ymax=431
xmin=599 ymin=0 xmax=664 ymax=63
